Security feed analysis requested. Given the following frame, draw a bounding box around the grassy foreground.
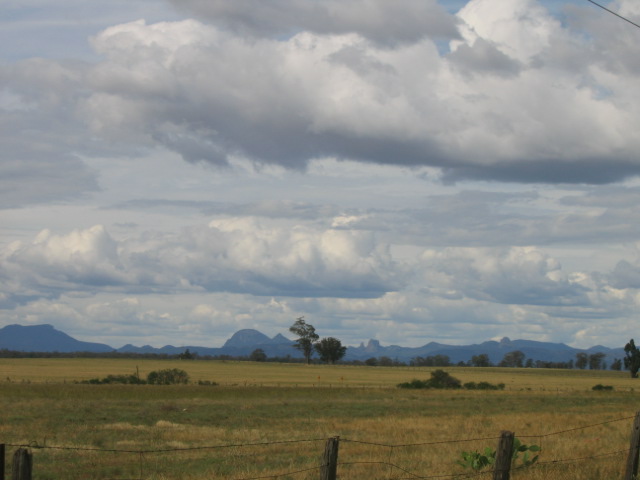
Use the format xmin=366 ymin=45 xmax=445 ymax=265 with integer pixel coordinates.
xmin=0 ymin=359 xmax=639 ymax=479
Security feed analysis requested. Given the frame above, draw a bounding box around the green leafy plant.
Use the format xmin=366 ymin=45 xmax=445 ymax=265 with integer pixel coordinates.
xmin=457 ymin=446 xmax=496 ymax=470
xmin=457 ymin=437 xmax=540 ymax=471
xmin=512 ymin=437 xmax=541 ymax=468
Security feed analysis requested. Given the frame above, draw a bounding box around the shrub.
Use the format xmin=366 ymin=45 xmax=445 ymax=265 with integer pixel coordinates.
xmin=592 ymin=384 xmax=614 ymax=391
xmin=197 ymin=380 xmax=218 ymax=386
xmin=147 ymin=368 xmax=190 ymax=385
xmin=463 ymin=381 xmax=505 ymax=390
xmin=397 ymin=370 xmax=461 ymax=389
xmin=397 ymin=379 xmax=430 ymax=389
xmin=80 ymin=372 xmax=145 ymax=385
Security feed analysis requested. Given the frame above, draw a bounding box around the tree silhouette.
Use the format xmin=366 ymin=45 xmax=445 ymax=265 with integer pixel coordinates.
xmin=315 ymin=337 xmax=347 ymax=364
xmin=289 ymin=316 xmax=319 ymax=364
xmin=624 ymin=339 xmax=640 ymax=378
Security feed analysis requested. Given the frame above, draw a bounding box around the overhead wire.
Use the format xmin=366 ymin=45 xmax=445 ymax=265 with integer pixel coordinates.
xmin=586 ymin=0 xmax=640 ymax=30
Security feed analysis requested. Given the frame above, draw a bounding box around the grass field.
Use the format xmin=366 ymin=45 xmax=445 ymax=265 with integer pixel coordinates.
xmin=0 ymin=359 xmax=638 ymax=479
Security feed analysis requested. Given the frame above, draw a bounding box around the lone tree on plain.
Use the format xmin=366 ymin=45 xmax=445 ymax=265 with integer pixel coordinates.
xmin=315 ymin=337 xmax=347 ymax=364
xmin=498 ymin=350 xmax=525 ymax=368
xmin=249 ymin=348 xmax=267 ymax=362
xmin=624 ymin=339 xmax=640 ymax=378
xmin=289 ymin=316 xmax=319 ymax=364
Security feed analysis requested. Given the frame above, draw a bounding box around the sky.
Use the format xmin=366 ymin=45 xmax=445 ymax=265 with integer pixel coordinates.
xmin=2 ymin=0 xmax=640 ymax=351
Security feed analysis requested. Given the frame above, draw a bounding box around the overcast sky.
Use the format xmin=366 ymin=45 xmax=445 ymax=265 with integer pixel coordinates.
xmin=2 ymin=0 xmax=640 ymax=350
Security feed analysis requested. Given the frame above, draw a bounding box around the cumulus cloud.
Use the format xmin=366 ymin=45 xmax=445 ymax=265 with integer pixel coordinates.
xmin=0 ymin=221 xmax=402 ymax=304
xmin=2 ymin=0 xmax=640 ymax=208
xmin=5 ymin=0 xmax=640 ymax=350
xmin=420 ymin=246 xmax=590 ymax=306
xmin=68 ymin=0 xmax=640 ymax=184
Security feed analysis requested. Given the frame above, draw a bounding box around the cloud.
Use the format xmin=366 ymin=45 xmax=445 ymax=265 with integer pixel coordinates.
xmin=3 ymin=0 xmax=640 ymax=207
xmin=419 ymin=246 xmax=590 ymax=306
xmin=1 ymin=221 xmax=403 ymax=304
xmin=70 ymin=0 xmax=640 ymax=185
xmin=167 ymin=0 xmax=460 ymax=46
xmin=0 ymin=59 xmax=100 ymax=207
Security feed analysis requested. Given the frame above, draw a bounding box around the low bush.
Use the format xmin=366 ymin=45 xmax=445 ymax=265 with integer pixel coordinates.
xmin=79 ymin=368 xmax=192 ymax=385
xmin=197 ymin=380 xmax=219 ymax=386
xmin=398 ymin=371 xmax=506 ymax=390
xmin=398 ymin=370 xmax=461 ymax=389
xmin=397 ymin=378 xmax=430 ymax=389
xmin=463 ymin=381 xmax=505 ymax=390
xmin=147 ymin=368 xmax=190 ymax=385
xmin=80 ymin=372 xmax=145 ymax=385
xmin=592 ymin=384 xmax=614 ymax=391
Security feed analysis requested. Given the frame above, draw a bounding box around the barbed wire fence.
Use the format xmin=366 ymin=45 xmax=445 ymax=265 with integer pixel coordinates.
xmin=3 ymin=413 xmax=640 ymax=480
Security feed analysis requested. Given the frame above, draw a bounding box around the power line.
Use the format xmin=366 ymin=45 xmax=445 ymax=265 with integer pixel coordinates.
xmin=586 ymin=0 xmax=640 ymax=30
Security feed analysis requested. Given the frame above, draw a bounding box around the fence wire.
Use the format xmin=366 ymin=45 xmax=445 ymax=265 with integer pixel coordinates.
xmin=3 ymin=413 xmax=637 ymax=479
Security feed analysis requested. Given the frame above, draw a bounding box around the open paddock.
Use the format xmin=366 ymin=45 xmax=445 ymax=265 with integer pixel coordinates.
xmin=0 ymin=359 xmax=638 ymax=479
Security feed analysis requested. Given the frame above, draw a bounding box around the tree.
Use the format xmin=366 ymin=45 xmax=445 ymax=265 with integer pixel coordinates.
xmin=588 ymin=352 xmax=606 ymax=370
xmin=315 ymin=337 xmax=347 ymax=364
xmin=470 ymin=354 xmax=492 ymax=367
xmin=611 ymin=358 xmax=622 ymax=371
xmin=378 ymin=356 xmax=394 ymax=367
xmin=289 ymin=316 xmax=319 ymax=364
xmin=249 ymin=348 xmax=267 ymax=362
xmin=498 ymin=350 xmax=525 ymax=368
xmin=412 ymin=355 xmax=451 ymax=367
xmin=624 ymin=339 xmax=640 ymax=378
xmin=575 ymin=352 xmax=588 ymax=370
xmin=179 ymin=348 xmax=195 ymax=360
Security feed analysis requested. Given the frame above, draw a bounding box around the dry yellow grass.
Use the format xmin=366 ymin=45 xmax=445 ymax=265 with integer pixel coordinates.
xmin=0 ymin=357 xmax=636 ymax=390
xmin=0 ymin=359 xmax=638 ymax=479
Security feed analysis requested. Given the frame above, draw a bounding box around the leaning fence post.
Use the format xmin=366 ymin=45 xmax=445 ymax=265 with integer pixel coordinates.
xmin=625 ymin=411 xmax=640 ymax=480
xmin=320 ymin=436 xmax=339 ymax=480
xmin=493 ymin=431 xmax=514 ymax=480
xmin=11 ymin=448 xmax=31 ymax=480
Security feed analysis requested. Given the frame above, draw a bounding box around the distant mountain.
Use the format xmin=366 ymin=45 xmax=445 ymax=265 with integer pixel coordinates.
xmin=223 ymin=329 xmax=292 ymax=348
xmin=117 ymin=328 xmax=298 ymax=358
xmin=0 ymin=324 xmax=627 ymax=366
xmin=346 ymin=336 xmax=625 ymax=364
xmin=0 ymin=324 xmax=113 ymax=353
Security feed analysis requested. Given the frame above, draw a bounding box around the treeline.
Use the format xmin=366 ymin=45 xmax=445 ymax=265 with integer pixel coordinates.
xmin=0 ymin=348 xmax=305 ymax=363
xmin=0 ymin=348 xmax=623 ymax=371
xmin=406 ymin=351 xmax=621 ymax=371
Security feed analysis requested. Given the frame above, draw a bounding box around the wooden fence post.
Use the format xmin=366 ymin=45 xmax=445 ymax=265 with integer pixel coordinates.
xmin=493 ymin=431 xmax=514 ymax=480
xmin=320 ymin=436 xmax=339 ymax=480
xmin=11 ymin=448 xmax=31 ymax=480
xmin=625 ymin=411 xmax=640 ymax=480
xmin=0 ymin=444 xmax=5 ymax=480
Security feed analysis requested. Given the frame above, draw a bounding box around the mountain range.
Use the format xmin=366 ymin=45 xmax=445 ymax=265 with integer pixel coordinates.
xmin=0 ymin=323 xmax=627 ymax=365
